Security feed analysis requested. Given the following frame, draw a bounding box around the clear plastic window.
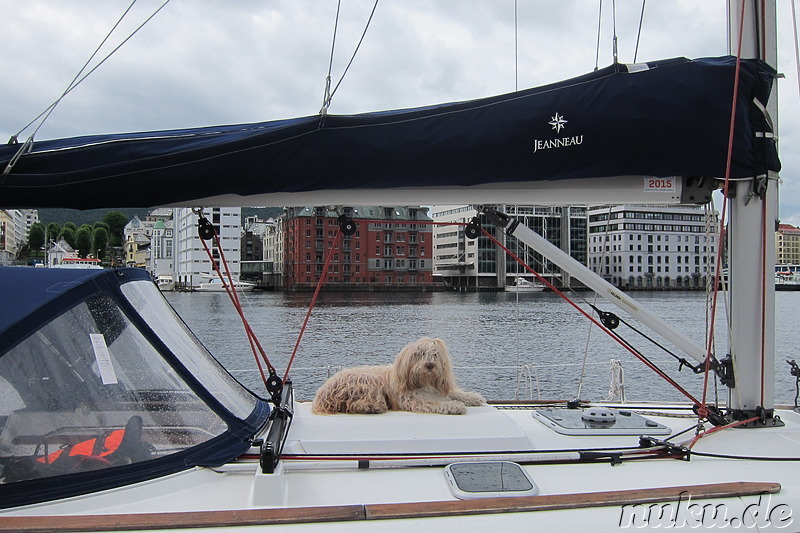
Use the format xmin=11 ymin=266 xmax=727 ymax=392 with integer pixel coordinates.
xmin=0 ymin=293 xmax=227 ymax=483
xmin=120 ymin=280 xmax=258 ymax=419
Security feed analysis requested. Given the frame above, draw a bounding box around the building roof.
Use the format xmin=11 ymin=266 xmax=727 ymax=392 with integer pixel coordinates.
xmin=287 ymin=206 xmax=432 ymax=221
xmin=777 ymin=224 xmax=800 ymax=233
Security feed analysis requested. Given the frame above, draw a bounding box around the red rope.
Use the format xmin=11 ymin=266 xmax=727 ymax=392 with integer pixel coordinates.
xmin=685 ymin=416 xmax=759 ymax=450
xmin=284 ymin=227 xmax=344 ymax=382
xmin=198 ymin=228 xmax=274 ymax=388
xmin=699 ymin=0 xmax=748 ymax=418
xmin=483 ymin=228 xmax=702 ymax=405
xmin=760 ymin=198 xmax=768 ymax=407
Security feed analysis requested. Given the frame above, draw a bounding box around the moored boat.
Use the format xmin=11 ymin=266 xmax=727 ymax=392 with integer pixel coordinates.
xmin=155 ymin=274 xmax=175 ymax=292
xmin=196 ymin=277 xmax=256 ymax=292
xmin=505 ymin=276 xmax=546 ymax=293
xmin=50 ymin=257 xmax=103 ymax=269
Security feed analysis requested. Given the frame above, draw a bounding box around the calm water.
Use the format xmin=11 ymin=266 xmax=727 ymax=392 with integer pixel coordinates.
xmin=165 ymin=290 xmax=800 ymax=405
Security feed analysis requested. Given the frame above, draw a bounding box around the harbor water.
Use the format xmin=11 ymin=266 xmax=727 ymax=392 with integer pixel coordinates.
xmin=165 ymin=290 xmax=800 ymax=406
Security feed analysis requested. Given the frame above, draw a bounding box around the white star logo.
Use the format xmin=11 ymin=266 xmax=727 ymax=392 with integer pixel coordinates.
xmin=549 ymin=113 xmax=567 ymax=133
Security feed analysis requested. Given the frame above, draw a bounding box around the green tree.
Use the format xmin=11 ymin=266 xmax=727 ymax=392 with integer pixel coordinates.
xmin=28 ymin=222 xmax=46 ymax=251
xmin=63 ymin=221 xmax=77 ymax=232
xmin=45 ymin=222 xmax=60 ymax=244
xmin=76 ymin=225 xmax=93 ymax=258
xmin=58 ymin=227 xmax=77 ymax=249
xmin=93 ymin=221 xmax=110 ymax=233
xmin=93 ymin=226 xmax=109 ymax=261
xmin=103 ymin=211 xmax=128 ymax=247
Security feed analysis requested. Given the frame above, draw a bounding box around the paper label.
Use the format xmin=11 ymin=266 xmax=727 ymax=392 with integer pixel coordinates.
xmin=90 ymin=334 xmax=118 ymax=385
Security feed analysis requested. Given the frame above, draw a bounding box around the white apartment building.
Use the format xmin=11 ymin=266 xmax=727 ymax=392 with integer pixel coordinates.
xmin=587 ymin=205 xmax=719 ymax=289
xmin=431 ymin=205 xmax=587 ymax=290
xmin=431 ymin=206 xmax=483 ymax=288
xmin=174 ymin=207 xmax=242 ymax=288
xmin=150 ymin=219 xmax=174 ymax=277
xmin=0 ymin=209 xmax=30 ymax=264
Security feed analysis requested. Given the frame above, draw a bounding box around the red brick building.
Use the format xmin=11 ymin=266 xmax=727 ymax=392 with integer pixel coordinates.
xmin=282 ymin=206 xmax=434 ymax=289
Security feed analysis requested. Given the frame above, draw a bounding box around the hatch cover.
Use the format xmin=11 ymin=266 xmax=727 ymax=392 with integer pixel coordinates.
xmin=531 ymin=407 xmax=671 ymax=436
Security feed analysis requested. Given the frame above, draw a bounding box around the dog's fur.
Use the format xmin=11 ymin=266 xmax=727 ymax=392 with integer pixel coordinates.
xmin=311 ymin=337 xmax=485 ymax=415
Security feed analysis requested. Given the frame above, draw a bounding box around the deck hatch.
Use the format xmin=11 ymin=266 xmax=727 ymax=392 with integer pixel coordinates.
xmin=531 ymin=407 xmax=671 ymax=436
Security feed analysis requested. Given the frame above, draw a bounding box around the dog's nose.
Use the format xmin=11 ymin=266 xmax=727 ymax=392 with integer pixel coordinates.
xmin=425 ymin=362 xmax=435 ymax=371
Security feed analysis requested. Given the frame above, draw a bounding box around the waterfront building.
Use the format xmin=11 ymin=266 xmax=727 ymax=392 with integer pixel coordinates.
xmin=124 ymin=233 xmax=150 ymax=268
xmin=0 ymin=209 xmax=29 ymax=265
xmin=431 ymin=205 xmax=587 ymax=290
xmin=587 ymin=204 xmax=719 ymax=289
xmin=265 ymin=217 xmax=284 ymax=287
xmin=281 ymin=206 xmax=434 ymax=289
xmin=149 ymin=219 xmax=174 ymax=277
xmin=776 ymin=223 xmax=800 ymax=265
xmin=241 ymin=216 xmax=281 ymax=287
xmin=123 ymin=211 xmax=174 ymax=277
xmin=174 ymin=207 xmax=242 ymax=289
xmin=47 ymin=238 xmax=77 ymax=267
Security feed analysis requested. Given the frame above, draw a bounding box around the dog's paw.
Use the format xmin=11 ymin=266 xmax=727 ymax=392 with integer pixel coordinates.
xmin=442 ymin=401 xmax=468 ymax=415
xmin=461 ymin=392 xmax=486 ymax=406
xmin=449 ymin=390 xmax=486 ymax=406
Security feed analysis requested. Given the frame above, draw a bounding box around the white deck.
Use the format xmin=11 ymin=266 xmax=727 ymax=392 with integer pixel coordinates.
xmin=2 ymin=401 xmax=798 ymax=532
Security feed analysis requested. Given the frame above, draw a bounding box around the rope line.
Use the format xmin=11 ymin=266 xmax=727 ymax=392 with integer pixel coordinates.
xmin=482 ymin=227 xmax=701 ymax=406
xmin=195 ymin=211 xmax=275 ymax=390
xmin=700 ymin=0 xmax=747 ymax=419
xmin=284 ymin=227 xmax=344 ymax=382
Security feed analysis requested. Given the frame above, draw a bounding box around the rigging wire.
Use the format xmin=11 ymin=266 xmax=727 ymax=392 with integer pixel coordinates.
xmin=633 ymin=0 xmax=646 ymax=63
xmin=320 ymin=0 xmax=380 ymax=115
xmin=611 ymin=0 xmax=618 ymax=65
xmin=700 ymin=0 xmax=747 ymax=419
xmin=9 ymin=0 xmax=169 ymax=144
xmin=320 ymin=0 xmax=342 ymax=115
xmin=514 ymin=0 xmax=519 ymax=91
xmin=482 ymin=227 xmax=702 ymax=406
xmin=793 ymin=0 xmax=800 ymax=104
xmin=3 ymin=0 xmax=171 ymax=179
xmin=594 ymin=0 xmax=603 ymax=70
xmin=576 ymin=206 xmax=612 ymax=400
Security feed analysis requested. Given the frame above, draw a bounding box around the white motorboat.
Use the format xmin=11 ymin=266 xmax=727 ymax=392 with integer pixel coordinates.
xmin=196 ymin=277 xmax=256 ymax=292
xmin=155 ymin=274 xmax=175 ymax=292
xmin=0 ymin=2 xmax=797 ymax=532
xmin=50 ymin=257 xmax=103 ymax=269
xmin=505 ymin=277 xmax=546 ymax=293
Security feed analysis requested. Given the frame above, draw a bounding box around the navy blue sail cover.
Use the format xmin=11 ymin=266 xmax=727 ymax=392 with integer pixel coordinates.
xmin=0 ymin=56 xmax=779 ymax=209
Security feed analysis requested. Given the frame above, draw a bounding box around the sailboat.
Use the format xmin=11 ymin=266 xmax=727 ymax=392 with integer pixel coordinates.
xmin=0 ymin=1 xmax=797 ymax=531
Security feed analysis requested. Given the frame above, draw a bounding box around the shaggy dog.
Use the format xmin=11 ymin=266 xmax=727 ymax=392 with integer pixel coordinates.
xmin=311 ymin=337 xmax=485 ymax=415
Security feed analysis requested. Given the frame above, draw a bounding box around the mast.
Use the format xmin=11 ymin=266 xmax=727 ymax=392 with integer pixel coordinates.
xmin=726 ymin=0 xmax=779 ymax=423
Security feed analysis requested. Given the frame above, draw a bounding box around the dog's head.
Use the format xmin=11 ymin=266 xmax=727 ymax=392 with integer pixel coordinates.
xmin=392 ymin=337 xmax=455 ymax=394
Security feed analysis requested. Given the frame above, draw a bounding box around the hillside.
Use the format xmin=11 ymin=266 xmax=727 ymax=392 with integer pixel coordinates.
xmin=36 ymin=207 xmax=284 ymax=226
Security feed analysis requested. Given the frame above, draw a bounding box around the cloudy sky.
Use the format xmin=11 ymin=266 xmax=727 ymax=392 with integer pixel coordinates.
xmin=2 ymin=1 xmax=800 ymax=223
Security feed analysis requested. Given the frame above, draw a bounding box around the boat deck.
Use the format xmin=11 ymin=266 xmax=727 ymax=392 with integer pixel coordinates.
xmin=3 ymin=401 xmax=798 ymax=532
